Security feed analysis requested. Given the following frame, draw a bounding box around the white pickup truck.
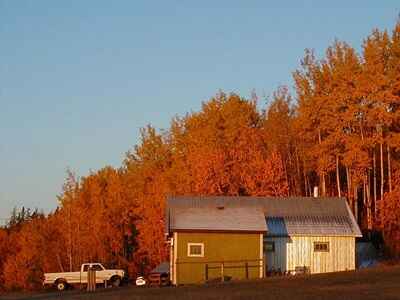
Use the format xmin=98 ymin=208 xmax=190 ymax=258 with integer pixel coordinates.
xmin=43 ymin=263 xmax=125 ymax=291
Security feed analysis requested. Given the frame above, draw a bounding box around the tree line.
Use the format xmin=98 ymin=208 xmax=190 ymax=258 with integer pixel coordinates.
xmin=1 ymin=20 xmax=400 ymax=291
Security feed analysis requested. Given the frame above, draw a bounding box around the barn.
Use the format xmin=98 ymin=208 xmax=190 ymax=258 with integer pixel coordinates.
xmin=165 ymin=196 xmax=362 ymax=285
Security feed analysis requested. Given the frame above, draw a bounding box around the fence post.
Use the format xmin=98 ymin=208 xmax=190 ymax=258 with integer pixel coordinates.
xmin=93 ymin=269 xmax=96 ymax=291
xmin=205 ymin=264 xmax=209 ymax=282
xmin=263 ymin=257 xmax=266 ymax=278
xmin=86 ymin=269 xmax=90 ymax=292
xmin=87 ymin=268 xmax=96 ymax=292
xmin=221 ymin=262 xmax=224 ymax=282
xmin=245 ymin=262 xmax=249 ymax=279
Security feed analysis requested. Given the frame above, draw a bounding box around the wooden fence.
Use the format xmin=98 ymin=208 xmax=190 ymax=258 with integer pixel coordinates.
xmin=175 ymin=259 xmax=264 ymax=283
xmin=204 ymin=260 xmax=261 ymax=282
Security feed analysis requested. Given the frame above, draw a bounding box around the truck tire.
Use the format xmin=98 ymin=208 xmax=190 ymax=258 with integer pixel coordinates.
xmin=55 ymin=280 xmax=67 ymax=291
xmin=111 ymin=276 xmax=121 ymax=287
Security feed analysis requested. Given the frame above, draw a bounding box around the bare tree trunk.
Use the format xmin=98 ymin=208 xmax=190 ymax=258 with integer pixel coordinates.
xmin=283 ymin=159 xmax=290 ymax=196
xmin=346 ymin=166 xmax=351 ymax=198
xmin=380 ymin=142 xmax=384 ymax=200
xmin=366 ymin=172 xmax=372 ymax=230
xmin=387 ymin=144 xmax=392 ymax=193
xmin=336 ymin=155 xmax=341 ymax=197
xmin=353 ymin=185 xmax=358 ymax=222
xmin=68 ymin=206 xmax=73 ymax=272
xmin=295 ymin=149 xmax=302 ymax=195
xmin=362 ymin=178 xmax=366 ymax=228
xmin=306 ymin=175 xmax=312 ymax=197
xmin=363 ymin=178 xmax=366 ymax=207
xmin=303 ymin=163 xmax=308 ymax=197
xmin=373 ymin=147 xmax=377 ymax=219
xmin=77 ymin=218 xmax=81 ymax=267
xmin=56 ymin=253 xmax=64 ymax=272
xmin=321 ymin=173 xmax=326 ymax=197
xmin=318 ymin=130 xmax=326 ymax=196
xmin=287 ymin=150 xmax=296 ymax=195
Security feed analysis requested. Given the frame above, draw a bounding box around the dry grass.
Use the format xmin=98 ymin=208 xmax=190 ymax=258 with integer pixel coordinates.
xmin=2 ymin=265 xmax=400 ymax=300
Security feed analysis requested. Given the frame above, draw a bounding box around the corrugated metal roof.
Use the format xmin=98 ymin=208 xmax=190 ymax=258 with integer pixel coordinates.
xmin=266 ymin=216 xmax=358 ymax=236
xmin=170 ymin=206 xmax=267 ymax=232
xmin=166 ymin=196 xmax=362 ymax=237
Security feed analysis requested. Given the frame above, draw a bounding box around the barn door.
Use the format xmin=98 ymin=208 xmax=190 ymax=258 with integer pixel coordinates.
xmin=264 ymin=241 xmax=275 ymax=273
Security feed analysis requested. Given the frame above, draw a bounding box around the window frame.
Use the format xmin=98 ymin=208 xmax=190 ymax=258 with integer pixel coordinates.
xmin=83 ymin=264 xmax=90 ymax=272
xmin=264 ymin=241 xmax=275 ymax=252
xmin=91 ymin=264 xmax=105 ymax=271
xmin=187 ymin=242 xmax=204 ymax=257
xmin=313 ymin=242 xmax=329 ymax=252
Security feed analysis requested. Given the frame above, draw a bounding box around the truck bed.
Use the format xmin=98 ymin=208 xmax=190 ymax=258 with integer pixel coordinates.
xmin=44 ymin=272 xmax=85 ymax=285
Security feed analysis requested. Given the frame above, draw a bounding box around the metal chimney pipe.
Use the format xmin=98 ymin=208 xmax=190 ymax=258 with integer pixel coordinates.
xmin=313 ymin=186 xmax=319 ymax=198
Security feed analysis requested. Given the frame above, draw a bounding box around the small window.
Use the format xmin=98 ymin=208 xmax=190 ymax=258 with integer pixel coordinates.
xmin=264 ymin=241 xmax=275 ymax=252
xmin=83 ymin=265 xmax=90 ymax=272
xmin=187 ymin=243 xmax=204 ymax=257
xmin=314 ymin=242 xmax=329 ymax=252
xmin=91 ymin=264 xmax=104 ymax=271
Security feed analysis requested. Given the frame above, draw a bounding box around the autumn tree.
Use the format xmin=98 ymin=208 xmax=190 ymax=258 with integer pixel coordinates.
xmin=0 ymin=228 xmax=8 ymax=290
xmin=263 ymin=86 xmax=298 ymax=195
xmin=3 ymin=18 xmax=400 ymax=292
xmin=167 ymin=92 xmax=288 ymax=197
xmin=379 ymin=170 xmax=400 ymax=257
xmin=123 ymin=126 xmax=171 ymax=273
xmin=2 ymin=211 xmax=47 ymax=290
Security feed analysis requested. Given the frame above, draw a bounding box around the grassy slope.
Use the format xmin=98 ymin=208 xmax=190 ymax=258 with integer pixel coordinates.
xmin=2 ymin=265 xmax=400 ymax=300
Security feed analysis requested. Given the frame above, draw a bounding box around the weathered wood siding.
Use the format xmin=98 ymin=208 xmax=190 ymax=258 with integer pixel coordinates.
xmin=264 ymin=236 xmax=355 ymax=274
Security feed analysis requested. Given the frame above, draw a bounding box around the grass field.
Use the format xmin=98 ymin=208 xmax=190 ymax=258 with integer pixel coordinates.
xmin=2 ymin=265 xmax=400 ymax=300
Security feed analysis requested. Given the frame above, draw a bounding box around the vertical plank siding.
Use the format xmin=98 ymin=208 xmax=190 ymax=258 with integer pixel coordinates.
xmin=259 ymin=233 xmax=263 ymax=278
xmin=173 ymin=232 xmax=178 ymax=285
xmin=265 ymin=236 xmax=355 ymax=274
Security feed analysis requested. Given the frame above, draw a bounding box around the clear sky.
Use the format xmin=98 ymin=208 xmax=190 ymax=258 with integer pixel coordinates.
xmin=1 ymin=1 xmax=399 ymax=221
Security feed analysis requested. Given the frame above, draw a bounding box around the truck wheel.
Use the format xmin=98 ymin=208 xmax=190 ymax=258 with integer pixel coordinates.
xmin=111 ymin=276 xmax=121 ymax=287
xmin=56 ymin=280 xmax=67 ymax=291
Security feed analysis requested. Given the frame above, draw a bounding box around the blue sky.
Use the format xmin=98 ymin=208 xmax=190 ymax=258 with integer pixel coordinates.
xmin=1 ymin=1 xmax=399 ymax=221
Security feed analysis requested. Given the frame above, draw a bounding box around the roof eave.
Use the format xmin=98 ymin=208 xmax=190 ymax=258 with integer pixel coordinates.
xmin=265 ymin=233 xmax=362 ymax=238
xmin=171 ymin=228 xmax=267 ymax=234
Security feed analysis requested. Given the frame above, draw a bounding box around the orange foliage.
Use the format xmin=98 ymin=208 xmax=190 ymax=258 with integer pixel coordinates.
xmin=380 ymin=171 xmax=400 ymax=257
xmin=2 ymin=19 xmax=400 ymax=292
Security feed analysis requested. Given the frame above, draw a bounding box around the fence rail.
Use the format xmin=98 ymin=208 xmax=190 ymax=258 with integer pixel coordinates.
xmin=176 ymin=259 xmax=264 ymax=283
xmin=204 ymin=261 xmax=262 ymax=281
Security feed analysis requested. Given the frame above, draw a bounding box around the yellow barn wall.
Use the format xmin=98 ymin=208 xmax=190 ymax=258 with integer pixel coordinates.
xmin=173 ymin=232 xmax=263 ymax=285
